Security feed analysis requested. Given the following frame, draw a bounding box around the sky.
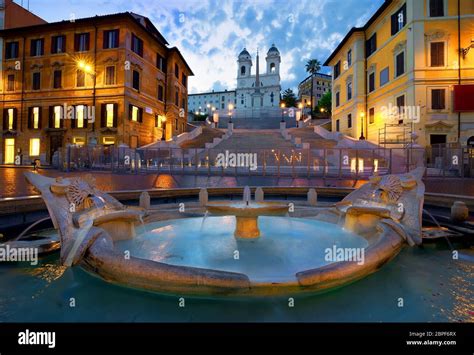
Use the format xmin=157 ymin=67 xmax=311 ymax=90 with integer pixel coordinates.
xmin=21 ymin=0 xmax=385 ymax=94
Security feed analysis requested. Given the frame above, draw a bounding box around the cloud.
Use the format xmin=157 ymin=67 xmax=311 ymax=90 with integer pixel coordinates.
xmin=27 ymin=0 xmax=385 ymax=93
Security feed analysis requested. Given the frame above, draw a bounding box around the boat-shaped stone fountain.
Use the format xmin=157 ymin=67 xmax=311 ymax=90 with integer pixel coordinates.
xmin=24 ymin=168 xmax=425 ymax=297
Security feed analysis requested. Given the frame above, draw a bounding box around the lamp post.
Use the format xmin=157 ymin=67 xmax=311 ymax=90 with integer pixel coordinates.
xmin=359 ymin=112 xmax=366 ymax=141
xmin=77 ymin=60 xmax=96 ymax=145
xmin=297 ymin=102 xmax=303 ymax=127
xmin=280 ymin=103 xmax=286 ymax=123
xmin=228 ymin=103 xmax=234 ymax=123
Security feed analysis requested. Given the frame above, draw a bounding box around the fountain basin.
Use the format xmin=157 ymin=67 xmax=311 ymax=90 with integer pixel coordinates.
xmin=206 ymin=202 xmax=288 ymax=238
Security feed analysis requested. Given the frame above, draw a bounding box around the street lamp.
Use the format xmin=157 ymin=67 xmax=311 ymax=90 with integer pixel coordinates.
xmin=228 ymin=103 xmax=234 ymax=123
xmin=297 ymin=102 xmax=303 ymax=127
xmin=280 ymin=103 xmax=286 ymax=123
xmin=359 ymin=112 xmax=366 ymax=141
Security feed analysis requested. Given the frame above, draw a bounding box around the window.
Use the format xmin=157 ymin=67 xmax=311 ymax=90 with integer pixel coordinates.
xmin=175 ymin=64 xmax=179 ymax=78
xmin=75 ymin=105 xmax=85 ymax=129
xmin=175 ymin=89 xmax=179 ymax=106
xmin=132 ymin=70 xmax=140 ymax=90
xmin=391 ymin=4 xmax=407 ymax=36
xmin=335 ymin=91 xmax=340 ymax=107
xmin=103 ymin=29 xmax=119 ymax=49
xmin=53 ymin=70 xmax=62 ymax=89
xmin=366 ymin=34 xmax=377 ymax=57
xmin=175 ymin=119 xmax=178 ymax=130
xmin=75 ymin=33 xmax=90 ymax=52
xmin=380 ymin=67 xmax=390 ymax=86
xmin=73 ymin=137 xmax=85 ymax=146
xmin=32 ymin=72 xmax=41 ymax=90
xmin=29 ymin=107 xmax=41 ymax=129
xmin=347 ymin=114 xmax=352 ymax=129
xmin=241 ymin=66 xmax=246 ymax=75
xmin=369 ymin=107 xmax=375 ymax=124
xmin=50 ymin=106 xmax=62 ymax=128
xmin=395 ymin=52 xmax=405 ymax=77
xmin=5 ymin=42 xmax=19 ymax=59
xmin=130 ymin=105 xmax=140 ymax=122
xmin=5 ymin=108 xmax=16 ymax=130
xmin=76 ymin=69 xmax=85 ymax=87
xmin=103 ymin=137 xmax=116 ymax=145
xmin=369 ymin=72 xmax=375 ymax=93
xmin=431 ymin=89 xmax=446 ymax=110
xmin=396 ymin=95 xmax=405 ymax=124
xmin=347 ymin=50 xmax=352 ymax=67
xmin=182 ymin=73 xmax=187 ymax=87
xmin=158 ymin=84 xmax=164 ymax=101
xmin=105 ymin=66 xmax=115 ymax=85
xmin=347 ymin=82 xmax=352 ymax=100
xmin=429 ymin=0 xmax=444 ymax=17
xmin=430 ymin=42 xmax=445 ymax=67
xmin=102 ymin=103 xmax=116 ymax=128
xmin=51 ymin=35 xmax=66 ymax=54
xmin=334 ymin=61 xmax=341 ymax=79
xmin=131 ymin=34 xmax=143 ymax=56
xmin=29 ymin=138 xmax=40 ymax=157
xmin=30 ymin=39 xmax=44 ymax=56
xmin=336 ymin=119 xmax=340 ymax=132
xmin=7 ymin=74 xmax=15 ymax=91
xmin=270 ymin=63 xmax=276 ymax=72
xmin=157 ymin=54 xmax=166 ymax=71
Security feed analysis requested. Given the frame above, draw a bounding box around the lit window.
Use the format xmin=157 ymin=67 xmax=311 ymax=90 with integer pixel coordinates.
xmin=33 ymin=107 xmax=39 ymax=129
xmin=106 ymin=104 xmax=114 ymax=128
xmin=103 ymin=136 xmax=115 ymax=145
xmin=73 ymin=137 xmax=85 ymax=146
xmin=131 ymin=106 xmax=139 ymax=122
xmin=7 ymin=109 xmax=14 ymax=130
xmin=54 ymin=106 xmax=62 ymax=128
xmin=76 ymin=105 xmax=85 ymax=128
xmin=29 ymin=138 xmax=40 ymax=156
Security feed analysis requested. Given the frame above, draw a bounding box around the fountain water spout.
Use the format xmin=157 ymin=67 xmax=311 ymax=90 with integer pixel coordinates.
xmin=243 ymin=186 xmax=251 ymax=206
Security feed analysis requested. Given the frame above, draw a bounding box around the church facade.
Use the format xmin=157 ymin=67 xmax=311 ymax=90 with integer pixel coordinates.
xmin=188 ymin=45 xmax=282 ymax=119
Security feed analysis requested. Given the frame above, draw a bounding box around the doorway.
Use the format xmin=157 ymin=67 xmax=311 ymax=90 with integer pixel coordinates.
xmin=49 ymin=135 xmax=63 ymax=163
xmin=4 ymin=138 xmax=15 ymax=164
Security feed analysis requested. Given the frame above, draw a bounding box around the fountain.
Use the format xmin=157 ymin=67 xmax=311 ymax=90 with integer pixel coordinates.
xmin=22 ymin=168 xmax=426 ymax=297
xmin=205 ymin=186 xmax=288 ymax=238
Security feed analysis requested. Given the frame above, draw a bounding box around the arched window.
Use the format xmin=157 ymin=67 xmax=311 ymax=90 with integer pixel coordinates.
xmin=270 ymin=92 xmax=274 ymax=103
xmin=270 ymin=63 xmax=276 ymax=72
xmin=241 ymin=66 xmax=246 ymax=75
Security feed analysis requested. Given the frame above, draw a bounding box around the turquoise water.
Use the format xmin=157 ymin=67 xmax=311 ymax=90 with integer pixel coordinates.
xmin=115 ymin=217 xmax=368 ymax=283
xmin=0 ymin=242 xmax=472 ymax=322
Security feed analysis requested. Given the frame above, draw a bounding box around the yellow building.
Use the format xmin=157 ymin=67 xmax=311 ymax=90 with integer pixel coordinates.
xmin=324 ymin=0 xmax=474 ymax=148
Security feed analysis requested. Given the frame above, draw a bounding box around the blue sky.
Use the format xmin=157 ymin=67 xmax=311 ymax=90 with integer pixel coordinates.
xmin=24 ymin=0 xmax=385 ymax=94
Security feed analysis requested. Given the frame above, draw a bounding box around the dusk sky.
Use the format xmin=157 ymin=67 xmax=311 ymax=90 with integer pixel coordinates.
xmin=24 ymin=0 xmax=385 ymax=94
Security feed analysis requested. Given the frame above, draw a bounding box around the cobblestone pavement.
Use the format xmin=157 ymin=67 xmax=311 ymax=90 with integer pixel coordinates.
xmin=0 ymin=167 xmax=473 ymax=198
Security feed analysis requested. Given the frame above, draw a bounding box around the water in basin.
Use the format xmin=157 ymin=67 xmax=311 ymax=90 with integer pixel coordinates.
xmin=114 ymin=217 xmax=369 ymax=282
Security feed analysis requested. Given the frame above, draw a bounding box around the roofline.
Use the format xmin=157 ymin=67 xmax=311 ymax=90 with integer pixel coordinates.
xmin=298 ymin=73 xmax=332 ymax=86
xmin=323 ymin=0 xmax=394 ymax=66
xmin=0 ymin=12 xmax=169 ymax=46
xmin=169 ymin=47 xmax=194 ymax=76
xmin=189 ymin=90 xmax=236 ymax=96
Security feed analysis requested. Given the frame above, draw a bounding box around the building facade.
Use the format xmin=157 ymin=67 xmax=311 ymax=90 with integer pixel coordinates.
xmin=188 ymin=89 xmax=236 ymax=116
xmin=324 ymin=0 xmax=474 ymax=148
xmin=0 ymin=12 xmax=193 ymax=165
xmin=297 ymin=73 xmax=332 ymax=110
xmin=188 ymin=45 xmax=282 ymax=119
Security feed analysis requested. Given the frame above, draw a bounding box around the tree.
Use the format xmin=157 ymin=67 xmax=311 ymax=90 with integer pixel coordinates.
xmin=305 ymin=59 xmax=322 ymax=119
xmin=282 ymin=88 xmax=297 ymax=108
xmin=317 ymin=91 xmax=332 ymax=115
